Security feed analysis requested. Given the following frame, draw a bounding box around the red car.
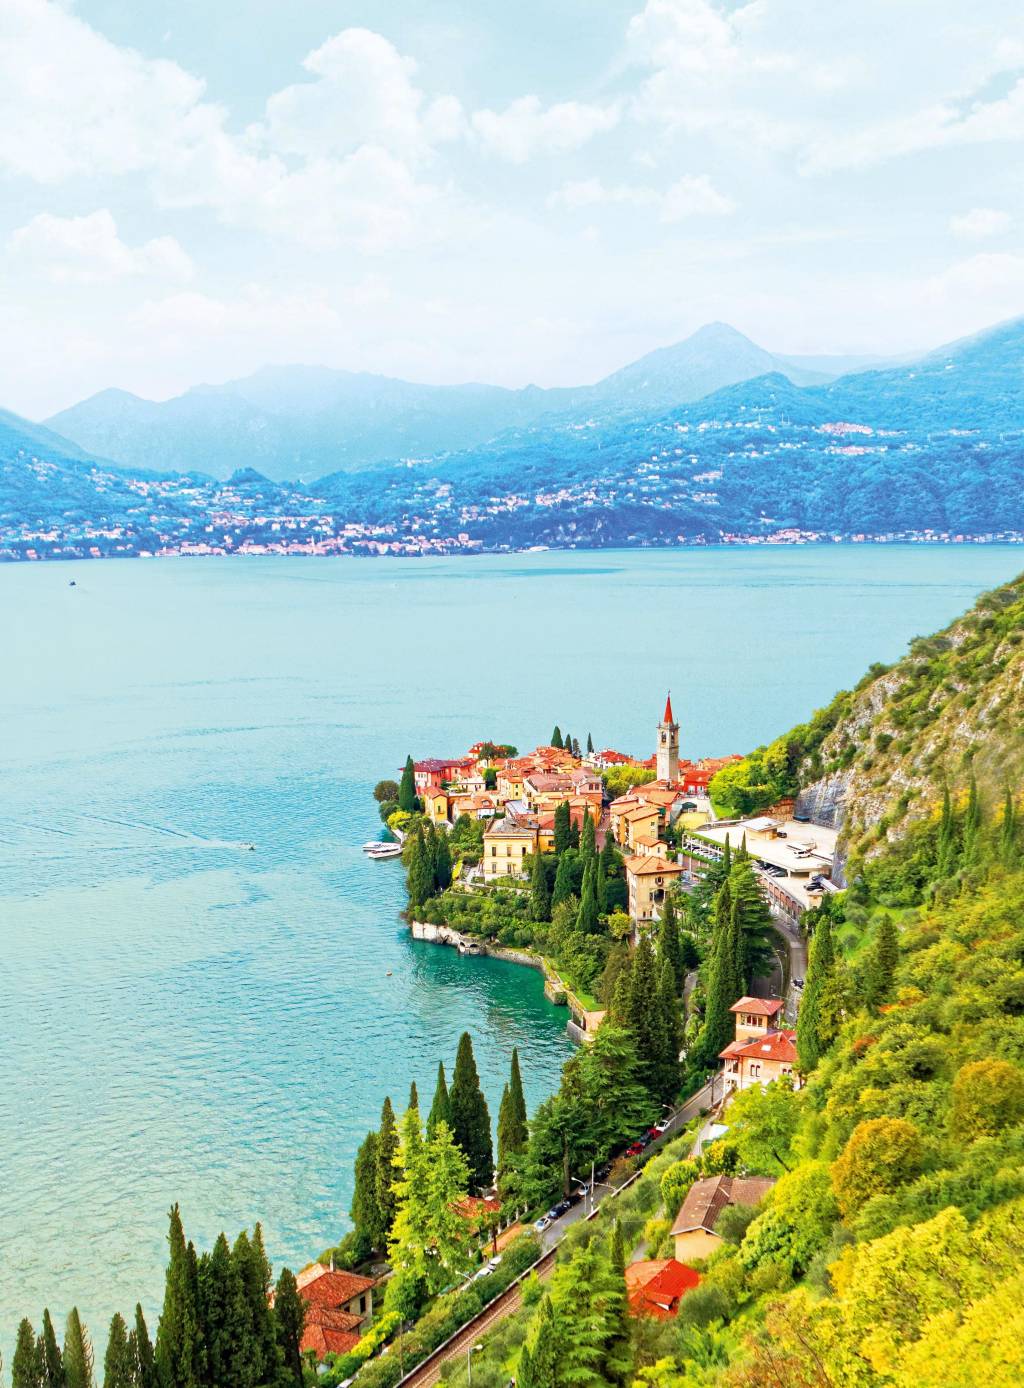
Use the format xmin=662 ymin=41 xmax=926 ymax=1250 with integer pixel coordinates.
xmin=626 ymin=1142 xmax=645 ymax=1157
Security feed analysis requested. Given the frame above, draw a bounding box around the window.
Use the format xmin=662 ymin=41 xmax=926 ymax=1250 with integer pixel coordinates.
xmin=359 ymin=1296 xmax=367 ymax=1315
xmin=750 ymin=1063 xmax=761 ymax=1077
xmin=491 ymin=846 xmax=496 ymax=857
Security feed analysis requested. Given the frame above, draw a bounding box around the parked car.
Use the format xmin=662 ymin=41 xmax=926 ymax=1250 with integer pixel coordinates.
xmin=488 ymin=1254 xmax=502 ymax=1271
xmin=595 ymin=1163 xmax=612 ymax=1181
xmin=655 ymin=1116 xmax=672 ymax=1133
xmin=473 ymin=1266 xmax=491 ymax=1282
xmin=638 ymin=1132 xmax=654 ymax=1148
xmin=626 ymin=1142 xmax=644 ymax=1157
xmin=534 ymin=1215 xmax=551 ymax=1232
xmin=551 ymin=1198 xmax=572 ymax=1217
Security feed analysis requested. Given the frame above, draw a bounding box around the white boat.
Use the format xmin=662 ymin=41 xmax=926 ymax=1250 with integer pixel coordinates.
xmin=362 ymin=841 xmax=385 ymax=852
xmin=367 ymin=844 xmax=402 ymax=860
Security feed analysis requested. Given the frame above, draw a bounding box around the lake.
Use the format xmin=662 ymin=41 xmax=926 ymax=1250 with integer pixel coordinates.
xmin=1 ymin=544 xmax=1022 ymax=1353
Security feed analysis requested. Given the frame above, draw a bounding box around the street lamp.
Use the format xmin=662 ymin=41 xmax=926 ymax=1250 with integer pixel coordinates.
xmin=467 ymin=1343 xmax=483 ymax=1385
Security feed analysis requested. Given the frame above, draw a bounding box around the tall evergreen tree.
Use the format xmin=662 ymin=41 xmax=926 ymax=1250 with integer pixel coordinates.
xmin=62 ymin=1310 xmax=93 ymax=1388
xmin=624 ymin=932 xmax=661 ymax=1096
xmin=576 ymin=860 xmax=599 ymax=935
xmin=563 ymin=732 xmax=573 ymax=759
xmin=427 ymin=1062 xmax=452 ymax=1137
xmin=550 ymin=726 xmax=564 ymax=750
xmin=237 ymin=1224 xmax=278 ymax=1385
xmin=692 ymin=877 xmax=738 ymax=1069
xmin=132 ymin=1306 xmax=156 ymax=1388
xmin=553 ymin=800 xmax=571 ymax=855
xmin=657 ymin=894 xmax=685 ymax=994
xmin=508 ymin=1047 xmax=528 ymax=1134
xmin=398 ymin=755 xmax=417 ymax=813
xmin=529 ymin=851 xmax=550 ymax=921
xmin=39 ymin=1309 xmax=64 ymax=1388
xmin=580 ymin=810 xmax=596 ymax=869
xmin=375 ymin=1097 xmax=400 ymax=1239
xmin=962 ymin=774 xmax=983 ymax=868
xmin=434 ymin=831 xmax=452 ymax=891
xmin=937 ymin=783 xmax=957 ymax=876
xmin=155 ymin=1205 xmax=204 ymax=1388
xmin=273 ymin=1268 xmax=305 ymax=1388
xmin=552 ymin=851 xmax=575 ymax=909
xmin=586 ymin=732 xmax=594 ymax=754
xmin=351 ymin=1130 xmax=384 ymax=1249
xmin=408 ymin=1080 xmax=419 ymax=1111
xmin=497 ymin=1050 xmax=529 ymax=1178
xmin=797 ymin=913 xmax=835 ymax=1073
xmin=406 ymin=827 xmax=435 ymax=912
xmin=449 ymin=1031 xmax=494 ymax=1190
xmin=521 ymin=1298 xmax=558 ymax=1388
xmin=728 ymin=858 xmax=776 ymax=987
xmin=197 ymin=1233 xmax=239 ymax=1388
xmin=866 ymin=915 xmax=899 ymax=1007
xmin=102 ymin=1315 xmax=133 ymax=1388
xmin=13 ymin=1319 xmax=41 ymax=1388
xmin=655 ymin=950 xmax=683 ymax=1101
xmin=1001 ymin=787 xmax=1018 ymax=868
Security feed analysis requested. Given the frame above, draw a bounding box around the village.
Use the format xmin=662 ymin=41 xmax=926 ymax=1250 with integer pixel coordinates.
xmin=283 ymin=697 xmax=845 ymax=1374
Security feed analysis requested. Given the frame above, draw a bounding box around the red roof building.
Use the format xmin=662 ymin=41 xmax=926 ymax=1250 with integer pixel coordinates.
xmin=287 ymin=1264 xmax=378 ymax=1363
xmin=718 ymin=996 xmax=798 ymax=1093
xmin=624 ymin=1259 xmax=701 ymax=1319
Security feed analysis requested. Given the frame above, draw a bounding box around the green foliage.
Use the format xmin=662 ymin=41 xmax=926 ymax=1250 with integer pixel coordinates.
xmin=449 ymin=1032 xmax=494 ymax=1191
xmin=350 ymin=1129 xmax=385 ymax=1251
xmin=398 ymin=756 xmax=417 ymax=814
xmin=601 ymin=765 xmax=657 ymax=799
xmin=375 ymin=1097 xmax=400 ymax=1243
xmin=726 ymin=1078 xmax=800 ymax=1174
xmin=373 ymin=779 xmax=399 ymax=804
xmin=950 ymin=1058 xmax=1024 ymax=1140
xmin=830 ymin=1116 xmax=926 ymax=1220
xmin=427 ymin=1061 xmax=452 ymax=1138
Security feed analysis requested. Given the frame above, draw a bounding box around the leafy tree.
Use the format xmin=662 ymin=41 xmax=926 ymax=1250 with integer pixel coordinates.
xmin=13 ymin=1319 xmax=41 ymax=1388
xmin=375 ymin=1097 xmax=400 ymax=1239
xmin=373 ymin=779 xmax=399 ymax=803
xmin=529 ymin=851 xmax=550 ymax=921
xmin=385 ymin=1113 xmax=471 ymax=1313
xmin=553 ymin=800 xmax=571 ymax=855
xmin=102 ymin=1315 xmax=133 ymax=1388
xmin=830 ymin=1116 xmax=925 ymax=1220
xmin=155 ymin=1205 xmax=205 ymax=1388
xmin=951 ymin=1058 xmax=1024 ymax=1140
xmin=550 ymin=726 xmax=563 ymax=750
xmin=449 ymin=1031 xmax=494 ymax=1190
xmin=62 ymin=1311 xmax=93 ymax=1388
xmin=273 ymin=1267 xmax=305 ymax=1388
xmin=39 ymin=1309 xmax=64 ymax=1388
xmin=739 ymin=1161 xmax=838 ymax=1278
xmin=398 ymin=755 xmax=417 ymax=813
xmin=351 ymin=1130 xmax=384 ymax=1249
xmin=726 ymin=1078 xmax=799 ymax=1173
xmin=427 ymin=1062 xmax=452 ymax=1137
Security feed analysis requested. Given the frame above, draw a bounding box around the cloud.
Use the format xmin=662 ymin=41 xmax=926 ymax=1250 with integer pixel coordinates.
xmin=259 ymin=28 xmax=465 ymax=161
xmin=547 ymin=173 xmax=735 ymax=220
xmin=7 ymin=210 xmax=193 ymax=284
xmin=950 ymin=207 xmax=1011 ymax=239
xmin=471 ymin=96 xmax=620 ymax=163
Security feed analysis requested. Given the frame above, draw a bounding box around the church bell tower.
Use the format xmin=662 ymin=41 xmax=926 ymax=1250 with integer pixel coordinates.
xmin=657 ymin=693 xmax=679 ymax=783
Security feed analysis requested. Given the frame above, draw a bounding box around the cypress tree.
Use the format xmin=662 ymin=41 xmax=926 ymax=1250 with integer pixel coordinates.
xmin=550 ymin=726 xmax=563 ymax=750
xmin=407 ymin=827 xmax=434 ymax=911
xmin=197 ymin=1233 xmax=236 ymax=1388
xmin=449 ymin=1031 xmax=494 ymax=1190
xmin=155 ymin=1205 xmax=204 ymax=1388
xmin=62 ymin=1310 xmax=93 ymax=1388
xmin=552 ymin=851 xmax=575 ymax=908
xmin=937 ymin=784 xmax=957 ymax=876
xmin=525 ymin=1298 xmax=559 ymax=1388
xmin=563 ymin=732 xmax=573 ymax=759
xmin=568 ymin=817 xmax=581 ymax=851
xmin=434 ymin=832 xmax=452 ymax=891
xmin=1002 ymin=788 xmax=1018 ymax=868
xmin=797 ymin=914 xmax=835 ymax=1073
xmin=427 ymin=1062 xmax=452 ymax=1137
xmin=226 ymin=1231 xmax=261 ymax=1387
xmin=576 ymin=860 xmax=599 ymax=935
xmin=375 ymin=1097 xmax=400 ymax=1238
xmin=398 ymin=755 xmax=417 ymax=813
xmin=693 ymin=877 xmax=738 ymax=1069
xmin=657 ymin=895 xmax=685 ymax=994
xmin=351 ymin=1130 xmax=384 ymax=1248
xmin=867 ymin=915 xmax=899 ymax=1006
xmin=273 ymin=1268 xmax=305 ymax=1388
xmin=516 ymin=1344 xmax=535 ymax=1388
xmin=498 ymin=1049 xmax=529 ymax=1176
xmin=132 ymin=1306 xmax=156 ymax=1388
xmin=625 ymin=932 xmax=660 ymax=1095
xmin=509 ymin=1047 xmax=528 ymax=1134
xmin=729 ymin=859 xmax=775 ymax=987
xmin=238 ymin=1224 xmax=278 ymax=1384
xmin=409 ymin=1080 xmax=419 ymax=1111
xmin=13 ymin=1319 xmax=41 ymax=1388
xmin=40 ymin=1309 xmax=64 ymax=1388
xmin=580 ymin=810 xmax=596 ymax=869
xmin=102 ymin=1316 xmax=133 ymax=1388
xmin=722 ymin=836 xmax=732 ymax=877
xmin=962 ymin=774 xmax=983 ymax=868
xmin=553 ymin=800 xmax=571 ymax=855
xmin=587 ymin=732 xmax=594 ymax=754
xmin=655 ymin=950 xmax=683 ymax=1101
xmin=529 ymin=851 xmax=550 ymax=921
xmin=610 ymin=1218 xmax=626 ymax=1276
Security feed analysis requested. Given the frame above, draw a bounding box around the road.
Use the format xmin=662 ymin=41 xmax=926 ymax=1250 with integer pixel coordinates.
xmin=395 ymin=1080 xmax=716 ymax=1387
xmin=769 ymin=910 xmax=807 ymax=1024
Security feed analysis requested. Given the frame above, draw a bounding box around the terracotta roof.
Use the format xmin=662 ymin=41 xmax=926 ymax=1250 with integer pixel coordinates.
xmin=625 ymin=1259 xmax=701 ymax=1319
xmin=296 ymin=1264 xmax=376 ymax=1304
xmin=730 ymin=996 xmax=785 ymax=1016
xmin=623 ymin=804 xmax=661 ymax=821
xmin=663 ymin=693 xmax=675 ymax=724
xmin=670 ymin=1175 xmax=776 ymax=1236
xmin=300 ymin=1304 xmax=364 ymax=1360
xmin=722 ymin=1029 xmax=798 ymax=1064
xmin=413 ymin=757 xmax=475 ymax=773
xmin=625 ymin=854 xmax=684 ymax=877
xmin=455 ymin=1195 xmax=502 ymax=1220
xmin=484 ymin=820 xmax=537 ymax=839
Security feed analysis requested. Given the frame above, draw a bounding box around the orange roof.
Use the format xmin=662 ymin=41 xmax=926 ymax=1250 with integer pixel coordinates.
xmin=663 ymin=693 xmax=675 ymax=724
xmin=455 ymin=1195 xmax=501 ymax=1220
xmin=730 ymin=996 xmax=785 ymax=1017
xmin=300 ymin=1304 xmax=363 ymax=1360
xmin=624 ymin=854 xmax=684 ymax=876
xmin=721 ymin=1029 xmax=797 ymax=1064
xmin=296 ymin=1264 xmax=376 ymax=1304
xmin=625 ymin=1259 xmax=701 ymax=1319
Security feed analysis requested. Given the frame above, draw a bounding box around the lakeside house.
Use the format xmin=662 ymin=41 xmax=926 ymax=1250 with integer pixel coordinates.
xmin=625 ymin=853 xmax=684 ymax=923
xmin=718 ymin=996 xmax=798 ymax=1093
xmin=482 ymin=819 xmax=538 ymax=879
xmin=281 ymin=1264 xmax=377 ymax=1362
xmin=670 ymin=1175 xmax=777 ymax=1263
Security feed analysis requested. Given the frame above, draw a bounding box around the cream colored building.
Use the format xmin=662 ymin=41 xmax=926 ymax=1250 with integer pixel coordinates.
xmin=482 ymin=819 xmax=538 ymax=880
xmin=671 ymin=1175 xmax=776 ymax=1263
xmin=719 ymin=997 xmax=799 ymax=1093
xmin=625 ymin=854 xmax=684 ymax=923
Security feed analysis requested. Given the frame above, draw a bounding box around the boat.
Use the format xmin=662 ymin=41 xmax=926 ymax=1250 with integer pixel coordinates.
xmin=362 ymin=841 xmax=385 ymax=852
xmin=367 ymin=844 xmax=402 ymax=860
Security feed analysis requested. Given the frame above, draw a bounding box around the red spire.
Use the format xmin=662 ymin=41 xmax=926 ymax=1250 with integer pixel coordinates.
xmin=663 ymin=692 xmax=674 ymax=724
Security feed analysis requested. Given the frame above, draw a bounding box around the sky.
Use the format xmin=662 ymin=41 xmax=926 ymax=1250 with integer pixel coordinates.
xmin=4 ymin=0 xmax=1024 ymax=417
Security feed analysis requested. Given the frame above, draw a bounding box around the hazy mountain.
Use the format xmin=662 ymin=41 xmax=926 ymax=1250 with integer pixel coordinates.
xmin=0 ymin=406 xmax=99 ymax=465
xmin=43 ymin=324 xmax=868 ymax=482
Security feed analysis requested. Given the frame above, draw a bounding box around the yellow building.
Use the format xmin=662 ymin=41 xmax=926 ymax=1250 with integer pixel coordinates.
xmin=670 ymin=1175 xmax=776 ymax=1264
xmin=423 ymin=789 xmax=450 ymax=824
xmin=483 ymin=819 xmax=538 ymax=880
xmin=625 ymin=854 xmax=684 ymax=923
xmin=619 ymin=804 xmax=662 ymax=852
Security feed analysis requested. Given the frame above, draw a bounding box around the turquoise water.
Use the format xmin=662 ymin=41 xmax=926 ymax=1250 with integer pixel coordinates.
xmin=2 ymin=545 xmax=1022 ymax=1352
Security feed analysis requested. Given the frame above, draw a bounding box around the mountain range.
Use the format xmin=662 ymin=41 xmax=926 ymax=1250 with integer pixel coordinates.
xmin=40 ymin=323 xmax=890 ymax=482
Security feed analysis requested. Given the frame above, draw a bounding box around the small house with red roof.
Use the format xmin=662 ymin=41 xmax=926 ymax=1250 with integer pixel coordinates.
xmin=625 ymin=1259 xmax=702 ymax=1319
xmin=276 ymin=1263 xmax=377 ymax=1363
xmin=719 ymin=997 xmax=798 ymax=1093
